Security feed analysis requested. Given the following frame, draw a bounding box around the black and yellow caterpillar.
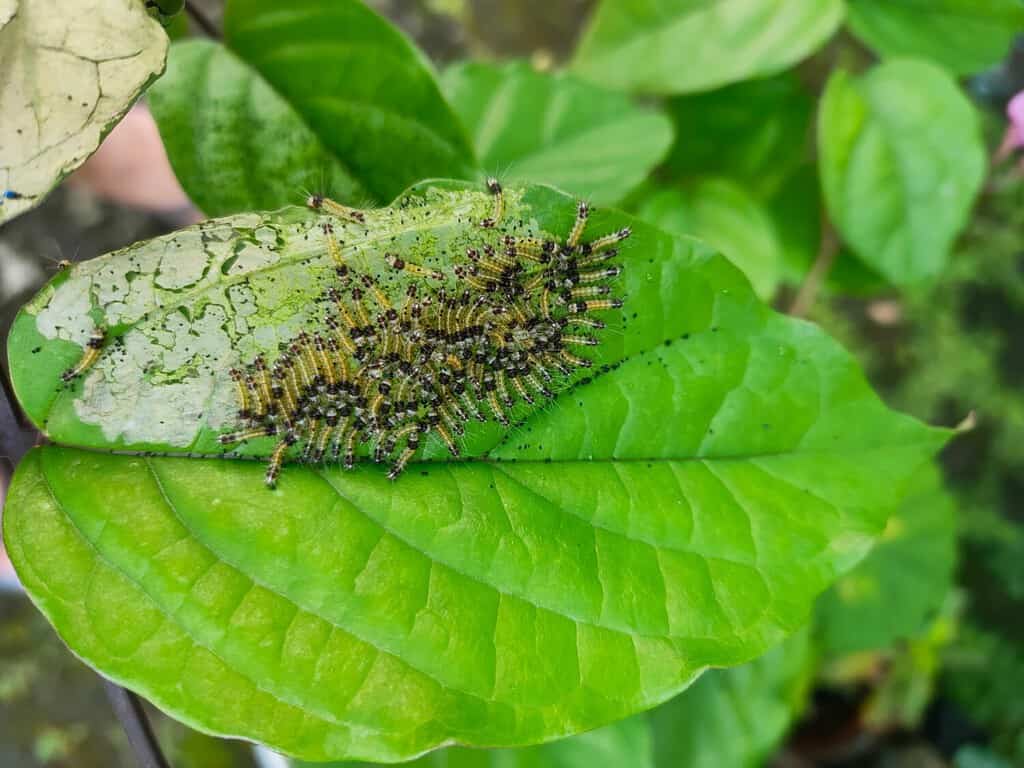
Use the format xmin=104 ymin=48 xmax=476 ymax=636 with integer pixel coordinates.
xmin=218 ymin=180 xmax=628 ymax=487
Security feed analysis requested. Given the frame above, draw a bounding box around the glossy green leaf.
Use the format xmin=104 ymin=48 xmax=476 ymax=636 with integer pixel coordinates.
xmin=650 ymin=629 xmax=813 ymax=768
xmin=4 ymin=182 xmax=947 ymax=760
xmin=663 ymin=73 xmax=814 ymax=198
xmin=634 ymin=180 xmax=783 ymax=299
xmin=815 ymin=462 xmax=957 ymax=657
xmin=818 ymin=61 xmax=986 ymax=285
xmin=219 ymin=0 xmax=476 ymax=204
xmin=571 ymin=0 xmax=844 ymax=95
xmin=149 ymin=39 xmax=367 ymax=217
xmin=294 ymin=715 xmax=653 ymax=767
xmin=441 ymin=60 xmax=672 ymax=206
xmin=0 ymin=0 xmax=168 ymax=223
xmin=847 ymin=0 xmax=1024 ymax=76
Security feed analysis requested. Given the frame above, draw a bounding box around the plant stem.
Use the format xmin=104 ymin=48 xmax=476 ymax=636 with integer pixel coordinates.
xmin=184 ymin=0 xmax=220 ymax=38
xmin=104 ymin=680 xmax=172 ymax=768
xmin=789 ymin=214 xmax=839 ymax=317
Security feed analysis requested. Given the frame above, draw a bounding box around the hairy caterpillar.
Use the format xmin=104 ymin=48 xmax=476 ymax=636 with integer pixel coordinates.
xmin=61 ymin=327 xmax=106 ymax=382
xmin=211 ymin=179 xmax=628 ymax=486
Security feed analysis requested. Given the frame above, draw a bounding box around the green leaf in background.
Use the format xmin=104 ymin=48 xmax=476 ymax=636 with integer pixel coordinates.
xmin=662 ymin=73 xmax=814 ymax=198
xmin=150 ymin=0 xmax=475 ymax=213
xmin=159 ymin=718 xmax=255 ymax=768
xmin=0 ymin=0 xmax=168 ymax=224
xmin=145 ymin=0 xmax=185 ymax=26
xmin=148 ymin=40 xmax=367 ymax=217
xmin=162 ymin=7 xmax=190 ymax=40
xmin=441 ymin=60 xmax=672 ymax=206
xmin=767 ymin=165 xmax=822 ymax=284
xmin=634 ymin=180 xmax=783 ymax=299
xmin=825 ymin=252 xmax=890 ymax=297
xmin=945 ymin=624 xmax=1024 ymax=764
xmin=815 ymin=462 xmax=957 ymax=657
xmin=223 ymin=0 xmax=475 ymax=202
xmin=818 ymin=60 xmax=986 ymax=285
xmin=571 ymin=0 xmax=844 ymax=95
xmin=858 ymin=593 xmax=959 ymax=731
xmin=3 ymin=181 xmax=947 ymax=760
xmin=292 ymin=715 xmax=652 ymax=768
xmin=954 ymin=746 xmax=1016 ymax=768
xmin=846 ymin=0 xmax=1024 ymax=76
xmin=650 ymin=629 xmax=813 ymax=768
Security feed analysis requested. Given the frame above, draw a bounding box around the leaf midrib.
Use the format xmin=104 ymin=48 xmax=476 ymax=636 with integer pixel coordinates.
xmin=39 ymin=433 xmax=909 ymax=749
xmin=61 ymin=438 xmax=941 ymax=466
xmin=29 ymin=437 xmax=920 ymax=707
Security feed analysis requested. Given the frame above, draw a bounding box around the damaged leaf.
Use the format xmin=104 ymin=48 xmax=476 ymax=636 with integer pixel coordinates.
xmin=0 ymin=0 xmax=168 ymax=223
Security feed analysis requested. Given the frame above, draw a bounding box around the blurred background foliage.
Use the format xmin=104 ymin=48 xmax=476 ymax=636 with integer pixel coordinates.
xmin=1 ymin=0 xmax=1023 ymax=766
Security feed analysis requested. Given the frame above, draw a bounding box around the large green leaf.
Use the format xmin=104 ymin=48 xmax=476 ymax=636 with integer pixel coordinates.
xmin=293 ymin=715 xmax=653 ymax=767
xmin=148 ymin=39 xmax=368 ymax=217
xmin=217 ymin=0 xmax=476 ymax=204
xmin=440 ymin=60 xmax=672 ymax=206
xmin=634 ymin=180 xmax=783 ymax=299
xmin=662 ymin=73 xmax=813 ymax=198
xmin=4 ymin=182 xmax=946 ymax=761
xmin=0 ymin=0 xmax=168 ymax=223
xmin=847 ymin=0 xmax=1024 ymax=76
xmin=570 ymin=0 xmax=844 ymax=95
xmin=815 ymin=462 xmax=957 ymax=657
xmin=818 ymin=60 xmax=986 ymax=285
xmin=650 ymin=629 xmax=813 ymax=768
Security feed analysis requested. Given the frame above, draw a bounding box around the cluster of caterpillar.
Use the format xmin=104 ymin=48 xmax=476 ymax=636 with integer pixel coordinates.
xmin=220 ymin=180 xmax=629 ymax=487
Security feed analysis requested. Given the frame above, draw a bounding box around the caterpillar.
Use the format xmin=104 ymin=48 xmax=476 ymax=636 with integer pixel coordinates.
xmin=61 ymin=327 xmax=106 ymax=382
xmin=220 ymin=180 xmax=628 ymax=487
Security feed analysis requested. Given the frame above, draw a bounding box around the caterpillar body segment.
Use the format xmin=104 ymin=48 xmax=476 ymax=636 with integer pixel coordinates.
xmin=480 ymin=178 xmax=504 ymax=228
